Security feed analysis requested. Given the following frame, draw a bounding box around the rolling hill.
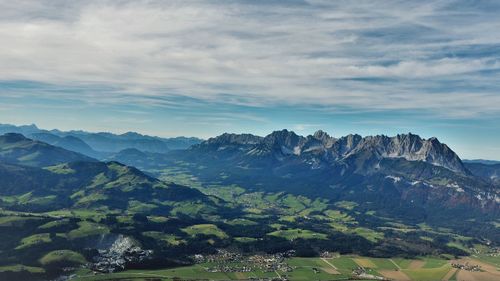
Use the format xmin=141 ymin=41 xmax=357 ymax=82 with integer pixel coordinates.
xmin=0 ymin=160 xmax=213 ymax=214
xmin=0 ymin=133 xmax=96 ymax=167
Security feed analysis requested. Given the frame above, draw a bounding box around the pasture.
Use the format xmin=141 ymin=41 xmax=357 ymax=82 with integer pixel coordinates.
xmin=71 ymin=255 xmax=496 ymax=281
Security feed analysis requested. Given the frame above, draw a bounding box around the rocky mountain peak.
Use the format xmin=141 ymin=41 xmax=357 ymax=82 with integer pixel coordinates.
xmin=261 ymin=130 xmax=307 ymax=155
xmin=193 ymin=130 xmax=468 ymax=174
xmin=313 ymin=130 xmax=335 ymax=142
xmin=313 ymin=130 xmax=328 ymax=139
xmin=264 ymin=130 xmax=303 ymax=145
xmin=334 ymin=134 xmax=363 ymax=155
xmin=349 ymin=133 xmax=468 ymax=174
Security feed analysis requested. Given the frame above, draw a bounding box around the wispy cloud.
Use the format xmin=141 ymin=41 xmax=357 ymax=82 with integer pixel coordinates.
xmin=0 ymin=0 xmax=499 ymax=118
xmin=292 ymin=124 xmax=324 ymax=132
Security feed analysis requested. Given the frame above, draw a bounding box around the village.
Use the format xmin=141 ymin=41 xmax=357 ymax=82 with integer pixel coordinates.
xmin=451 ymin=262 xmax=482 ymax=272
xmin=193 ymin=249 xmax=295 ymax=275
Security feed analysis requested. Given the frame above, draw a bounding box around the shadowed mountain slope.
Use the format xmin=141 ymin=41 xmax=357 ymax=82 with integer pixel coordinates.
xmin=0 ymin=133 xmax=97 ymax=167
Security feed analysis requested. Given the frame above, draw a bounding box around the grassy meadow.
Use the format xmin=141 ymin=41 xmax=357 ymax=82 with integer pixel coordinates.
xmin=69 ymin=255 xmax=500 ymax=281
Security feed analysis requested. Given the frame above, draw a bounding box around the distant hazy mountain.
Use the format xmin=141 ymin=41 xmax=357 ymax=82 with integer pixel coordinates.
xmin=463 ymin=159 xmax=500 ymax=165
xmin=60 ymin=131 xmax=172 ymax=154
xmin=30 ymin=132 xmax=101 ymax=158
xmin=0 ymin=123 xmax=203 ymax=156
xmin=161 ymin=136 xmax=206 ymax=150
xmin=0 ymin=133 xmax=96 ymax=167
xmin=465 ymin=162 xmax=500 ymax=185
xmin=0 ymin=123 xmax=40 ymax=135
xmin=104 ymin=148 xmax=172 ymax=171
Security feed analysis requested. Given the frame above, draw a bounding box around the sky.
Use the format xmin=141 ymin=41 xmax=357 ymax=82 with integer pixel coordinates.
xmin=0 ymin=0 xmax=499 ymax=160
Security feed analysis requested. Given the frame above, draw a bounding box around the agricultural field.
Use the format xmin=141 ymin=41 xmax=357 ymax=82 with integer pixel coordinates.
xmin=39 ymin=250 xmax=87 ymax=267
xmin=69 ymin=255 xmax=500 ymax=281
xmin=182 ymin=224 xmax=228 ymax=239
xmin=268 ymin=228 xmax=328 ymax=240
xmin=0 ymin=169 xmax=497 ymax=281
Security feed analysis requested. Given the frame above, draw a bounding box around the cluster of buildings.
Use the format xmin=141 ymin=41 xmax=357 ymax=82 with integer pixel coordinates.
xmin=320 ymin=251 xmax=339 ymax=258
xmin=196 ymin=249 xmax=243 ymax=263
xmin=247 ymin=278 xmax=289 ymax=281
xmin=194 ymin=249 xmax=295 ymax=274
xmin=451 ymin=262 xmax=481 ymax=272
xmin=248 ymin=251 xmax=295 ymax=273
xmin=352 ymin=266 xmax=386 ymax=280
xmin=485 ymin=246 xmax=500 ymax=257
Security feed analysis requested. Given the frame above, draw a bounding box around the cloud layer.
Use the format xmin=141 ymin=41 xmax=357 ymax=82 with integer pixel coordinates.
xmin=1 ymin=0 xmax=500 ymax=118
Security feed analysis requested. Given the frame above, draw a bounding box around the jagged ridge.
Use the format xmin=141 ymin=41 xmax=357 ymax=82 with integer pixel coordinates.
xmin=198 ymin=130 xmax=467 ymax=174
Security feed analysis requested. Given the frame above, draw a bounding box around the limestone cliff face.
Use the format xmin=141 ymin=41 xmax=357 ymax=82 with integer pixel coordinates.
xmin=196 ymin=130 xmax=467 ymax=174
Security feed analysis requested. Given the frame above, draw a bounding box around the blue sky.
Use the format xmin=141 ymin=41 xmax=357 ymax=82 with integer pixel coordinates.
xmin=0 ymin=0 xmax=499 ymax=159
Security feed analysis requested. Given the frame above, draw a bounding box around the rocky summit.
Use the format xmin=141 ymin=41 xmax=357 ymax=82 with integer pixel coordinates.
xmin=196 ymin=130 xmax=467 ymax=174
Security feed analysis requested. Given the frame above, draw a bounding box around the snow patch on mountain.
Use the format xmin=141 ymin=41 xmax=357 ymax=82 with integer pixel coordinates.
xmin=385 ymin=175 xmax=401 ymax=183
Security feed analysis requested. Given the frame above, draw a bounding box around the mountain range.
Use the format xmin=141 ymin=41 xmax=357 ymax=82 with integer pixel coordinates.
xmin=193 ymin=129 xmax=468 ymax=174
xmin=0 ymin=125 xmax=499 ymax=280
xmin=157 ymin=130 xmax=498 ymax=217
xmin=464 ymin=159 xmax=500 ymax=165
xmin=0 ymin=123 xmax=203 ymax=157
xmin=1 ymin=126 xmax=498 ymax=217
xmin=0 ymin=133 xmax=214 ymax=215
